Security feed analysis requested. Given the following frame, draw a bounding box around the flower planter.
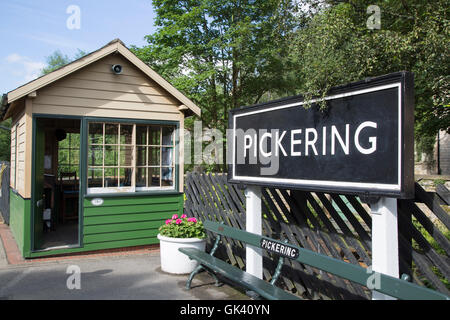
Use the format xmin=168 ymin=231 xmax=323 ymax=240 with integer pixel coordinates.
xmin=157 ymin=234 xmax=206 ymax=274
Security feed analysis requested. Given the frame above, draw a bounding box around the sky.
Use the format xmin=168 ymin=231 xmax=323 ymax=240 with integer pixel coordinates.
xmin=0 ymin=0 xmax=157 ymax=94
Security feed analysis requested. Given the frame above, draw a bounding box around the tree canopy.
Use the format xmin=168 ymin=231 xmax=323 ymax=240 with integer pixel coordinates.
xmin=41 ymin=49 xmax=87 ymax=75
xmin=131 ymin=0 xmax=298 ymax=128
xmin=291 ymin=0 xmax=449 ymax=148
xmin=132 ymin=0 xmax=448 ymax=171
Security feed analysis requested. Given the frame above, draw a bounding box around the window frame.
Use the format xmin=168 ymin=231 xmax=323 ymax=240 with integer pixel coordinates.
xmin=84 ymin=118 xmax=179 ymax=196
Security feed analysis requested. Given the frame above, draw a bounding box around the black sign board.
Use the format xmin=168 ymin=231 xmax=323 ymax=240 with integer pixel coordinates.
xmin=228 ymin=72 xmax=414 ymax=198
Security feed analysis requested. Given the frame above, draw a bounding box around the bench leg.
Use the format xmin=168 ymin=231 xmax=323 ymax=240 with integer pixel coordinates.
xmin=185 ymin=264 xmax=223 ymax=290
xmin=185 ymin=265 xmax=204 ymax=290
xmin=210 ymin=271 xmax=222 ymax=287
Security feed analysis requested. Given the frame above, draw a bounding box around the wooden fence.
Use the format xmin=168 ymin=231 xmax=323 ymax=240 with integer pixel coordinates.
xmin=184 ymin=172 xmax=450 ymax=300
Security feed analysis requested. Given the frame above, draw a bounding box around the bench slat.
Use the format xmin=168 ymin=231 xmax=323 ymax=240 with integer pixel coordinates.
xmin=180 ymin=247 xmax=301 ymax=300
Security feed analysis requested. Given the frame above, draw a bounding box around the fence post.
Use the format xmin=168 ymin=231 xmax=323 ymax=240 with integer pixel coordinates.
xmin=371 ymin=197 xmax=399 ymax=300
xmin=398 ymin=200 xmax=412 ymax=279
xmin=245 ymin=185 xmax=263 ymax=279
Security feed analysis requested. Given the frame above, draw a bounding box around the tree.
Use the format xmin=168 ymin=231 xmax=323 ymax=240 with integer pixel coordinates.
xmin=290 ymin=0 xmax=449 ymax=156
xmin=41 ymin=49 xmax=87 ymax=75
xmin=0 ymin=118 xmax=11 ymax=162
xmin=131 ymin=0 xmax=298 ymax=171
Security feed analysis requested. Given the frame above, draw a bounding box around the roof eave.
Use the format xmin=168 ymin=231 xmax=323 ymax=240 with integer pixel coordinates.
xmin=6 ymin=43 xmax=119 ymax=105
xmin=5 ymin=39 xmax=201 ymax=118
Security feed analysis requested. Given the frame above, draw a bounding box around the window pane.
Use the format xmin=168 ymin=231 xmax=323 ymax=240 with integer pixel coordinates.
xmin=161 ymin=167 xmax=173 ymax=187
xmin=69 ymin=165 xmax=80 ymax=178
xmin=136 ymin=146 xmax=147 ymax=166
xmin=149 ymin=147 xmax=160 ymax=165
xmin=59 ymin=137 xmax=69 ymax=148
xmin=120 ymin=168 xmax=132 ymax=187
xmin=71 ymin=149 xmax=80 ymax=165
xmin=162 ymin=127 xmax=174 ymax=145
xmin=148 ymin=167 xmax=160 ymax=187
xmin=105 ymin=124 xmax=118 ymax=144
xmin=89 ymin=123 xmax=103 ymax=144
xmin=136 ymin=125 xmax=147 ymax=145
xmin=59 ymin=165 xmax=71 ymax=175
xmin=88 ymin=146 xmax=103 ymax=166
xmin=120 ymin=125 xmax=133 ymax=145
xmin=149 ymin=126 xmax=160 ymax=145
xmin=104 ymin=168 xmax=118 ymax=187
xmin=136 ymin=167 xmax=146 ymax=187
xmin=59 ymin=149 xmax=70 ymax=165
xmin=88 ymin=168 xmax=103 ymax=188
xmin=70 ymin=133 xmax=80 ymax=148
xmin=120 ymin=146 xmax=133 ymax=166
xmin=104 ymin=145 xmax=118 ymax=166
xmin=161 ymin=147 xmax=173 ymax=166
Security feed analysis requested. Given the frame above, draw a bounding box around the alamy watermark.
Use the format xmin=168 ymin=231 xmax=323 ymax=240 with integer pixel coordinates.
xmin=180 ymin=119 xmax=378 ymax=178
xmin=367 ymin=5 xmax=381 ymax=30
xmin=66 ymin=5 xmax=81 ymax=30
xmin=66 ymin=265 xmax=81 ymax=290
xmin=366 ymin=265 xmax=381 ymax=290
xmin=181 ymin=121 xmax=281 ymax=176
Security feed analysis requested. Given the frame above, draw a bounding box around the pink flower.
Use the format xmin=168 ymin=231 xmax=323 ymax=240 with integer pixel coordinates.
xmin=172 ymin=214 xmax=178 ymax=220
xmin=165 ymin=219 xmax=172 ymax=225
xmin=175 ymin=219 xmax=182 ymax=224
xmin=181 ymin=214 xmax=187 ymax=219
xmin=187 ymin=217 xmax=197 ymax=223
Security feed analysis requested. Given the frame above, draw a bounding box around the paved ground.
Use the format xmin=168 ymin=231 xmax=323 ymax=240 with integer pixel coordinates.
xmin=0 ymin=223 xmax=247 ymax=300
xmin=0 ymin=250 xmax=247 ymax=300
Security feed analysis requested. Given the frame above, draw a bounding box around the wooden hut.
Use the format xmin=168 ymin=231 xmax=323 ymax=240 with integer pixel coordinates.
xmin=0 ymin=39 xmax=200 ymax=258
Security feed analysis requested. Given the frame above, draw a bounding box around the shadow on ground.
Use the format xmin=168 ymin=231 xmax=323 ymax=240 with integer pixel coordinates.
xmin=0 ymin=252 xmax=249 ymax=300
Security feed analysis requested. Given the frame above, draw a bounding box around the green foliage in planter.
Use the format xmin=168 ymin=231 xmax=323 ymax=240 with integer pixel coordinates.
xmin=159 ymin=214 xmax=206 ymax=239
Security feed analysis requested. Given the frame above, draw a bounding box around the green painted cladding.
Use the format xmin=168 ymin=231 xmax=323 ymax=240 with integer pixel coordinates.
xmin=9 ymin=189 xmax=32 ymax=257
xmin=10 ymin=190 xmax=183 ymax=258
xmin=82 ymin=193 xmax=184 ymax=251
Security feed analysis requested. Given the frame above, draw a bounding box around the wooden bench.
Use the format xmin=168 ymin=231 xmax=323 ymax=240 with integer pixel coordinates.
xmin=180 ymin=220 xmax=450 ymax=300
xmin=180 ymin=221 xmax=300 ymax=300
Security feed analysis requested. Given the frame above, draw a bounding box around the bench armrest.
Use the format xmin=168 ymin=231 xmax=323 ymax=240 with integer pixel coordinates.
xmin=209 ymin=234 xmax=221 ymax=257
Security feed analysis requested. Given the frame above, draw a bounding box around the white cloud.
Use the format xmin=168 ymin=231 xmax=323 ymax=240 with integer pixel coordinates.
xmin=27 ymin=33 xmax=89 ymax=50
xmin=6 ymin=54 xmax=22 ymax=63
xmin=5 ymin=54 xmax=45 ymax=83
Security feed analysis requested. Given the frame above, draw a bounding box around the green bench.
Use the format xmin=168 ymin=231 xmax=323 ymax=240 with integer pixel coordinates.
xmin=180 ymin=220 xmax=450 ymax=300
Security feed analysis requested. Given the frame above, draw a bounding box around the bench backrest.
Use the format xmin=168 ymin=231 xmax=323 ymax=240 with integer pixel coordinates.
xmin=204 ymin=220 xmax=449 ymax=300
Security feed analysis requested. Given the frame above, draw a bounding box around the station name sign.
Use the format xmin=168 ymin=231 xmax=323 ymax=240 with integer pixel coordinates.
xmin=260 ymin=238 xmax=299 ymax=259
xmin=228 ymin=72 xmax=414 ymax=198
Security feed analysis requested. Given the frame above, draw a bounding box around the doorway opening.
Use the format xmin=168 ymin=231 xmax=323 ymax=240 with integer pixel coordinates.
xmin=33 ymin=117 xmax=81 ymax=250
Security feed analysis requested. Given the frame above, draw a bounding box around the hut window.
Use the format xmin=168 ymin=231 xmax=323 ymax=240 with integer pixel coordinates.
xmin=87 ymin=122 xmax=176 ymax=194
xmin=135 ymin=125 xmax=175 ymax=191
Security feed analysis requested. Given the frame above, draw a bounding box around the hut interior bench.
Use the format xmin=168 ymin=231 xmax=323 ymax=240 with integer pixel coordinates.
xmin=179 ymin=220 xmax=450 ymax=300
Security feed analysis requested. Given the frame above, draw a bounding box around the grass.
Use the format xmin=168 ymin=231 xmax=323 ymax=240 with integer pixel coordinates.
xmin=411 ymin=216 xmax=450 ymax=290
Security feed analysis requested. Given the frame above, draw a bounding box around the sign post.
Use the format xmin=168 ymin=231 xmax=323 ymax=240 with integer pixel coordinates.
xmin=371 ymin=197 xmax=399 ymax=300
xmin=245 ymin=185 xmax=263 ymax=279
